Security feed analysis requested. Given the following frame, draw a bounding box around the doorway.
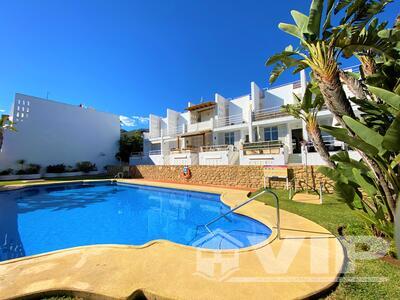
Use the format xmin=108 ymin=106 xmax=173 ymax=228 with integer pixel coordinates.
xmin=291 ymin=129 xmax=303 ymax=153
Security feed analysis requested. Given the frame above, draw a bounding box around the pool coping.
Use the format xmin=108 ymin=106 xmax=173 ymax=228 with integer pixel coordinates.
xmin=0 ymin=179 xmax=345 ymax=300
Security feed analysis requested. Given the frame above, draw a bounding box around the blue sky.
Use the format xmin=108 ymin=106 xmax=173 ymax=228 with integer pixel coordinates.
xmin=0 ymin=1 xmax=398 ymax=129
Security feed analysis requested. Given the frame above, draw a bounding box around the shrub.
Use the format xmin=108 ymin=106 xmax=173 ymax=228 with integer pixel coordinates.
xmin=0 ymin=168 xmax=13 ymax=176
xmin=76 ymin=161 xmax=97 ymax=173
xmin=46 ymin=164 xmax=66 ymax=173
xmin=65 ymin=165 xmax=78 ymax=172
xmin=24 ymin=164 xmax=41 ymax=174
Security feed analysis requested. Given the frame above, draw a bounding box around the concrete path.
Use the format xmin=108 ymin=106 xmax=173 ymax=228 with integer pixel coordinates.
xmin=292 ymin=192 xmax=322 ymax=205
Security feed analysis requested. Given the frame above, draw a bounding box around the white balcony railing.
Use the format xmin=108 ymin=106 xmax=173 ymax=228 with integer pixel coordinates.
xmin=149 ymin=150 xmax=162 ymax=155
xmin=187 ymin=119 xmax=214 ymax=132
xmin=306 ymin=136 xmax=343 ymax=152
xmin=167 ymin=124 xmax=185 ymax=136
xmin=215 ymin=113 xmax=245 ymax=128
xmin=200 ymin=144 xmax=236 ymax=152
xmin=252 ymin=106 xmax=288 ymax=122
xmin=242 ymin=140 xmax=284 ymax=155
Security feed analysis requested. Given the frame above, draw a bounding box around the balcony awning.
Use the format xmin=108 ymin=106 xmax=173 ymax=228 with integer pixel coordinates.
xmin=179 ymin=130 xmax=212 ymax=138
xmin=185 ymin=101 xmax=215 ymax=112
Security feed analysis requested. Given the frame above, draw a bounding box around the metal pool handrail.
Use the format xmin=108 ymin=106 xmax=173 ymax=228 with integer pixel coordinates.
xmin=204 ymin=189 xmax=281 ymax=240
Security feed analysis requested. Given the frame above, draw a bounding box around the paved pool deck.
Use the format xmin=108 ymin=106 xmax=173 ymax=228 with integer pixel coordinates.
xmin=0 ymin=179 xmax=345 ymax=299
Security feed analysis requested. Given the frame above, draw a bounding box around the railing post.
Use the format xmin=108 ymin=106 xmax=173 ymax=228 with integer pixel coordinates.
xmin=319 ymin=182 xmax=323 ymax=204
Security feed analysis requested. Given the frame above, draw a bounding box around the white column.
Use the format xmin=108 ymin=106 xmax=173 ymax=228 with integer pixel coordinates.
xmin=248 ymin=102 xmax=254 ymax=143
xmin=287 ymin=123 xmax=293 ymax=154
xmin=300 ymin=69 xmax=309 ymax=142
xmin=300 ymin=70 xmax=307 ymax=95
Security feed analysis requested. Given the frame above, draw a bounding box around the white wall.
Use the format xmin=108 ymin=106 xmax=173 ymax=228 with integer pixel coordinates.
xmin=199 ymin=150 xmax=230 ymax=165
xmin=239 ymin=150 xmax=287 ymax=166
xmin=303 ymin=150 xmax=361 ymax=166
xmin=0 ymin=93 xmax=120 ymax=171
xmin=263 ymin=84 xmax=295 ymax=109
xmin=149 ymin=114 xmax=161 ymax=138
xmin=251 ymin=82 xmax=263 ymax=111
xmin=230 ymin=95 xmax=250 ymax=121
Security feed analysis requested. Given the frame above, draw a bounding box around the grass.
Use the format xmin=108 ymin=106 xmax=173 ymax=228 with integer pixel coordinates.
xmin=255 ymin=189 xmax=400 ymax=300
xmin=0 ymin=174 xmax=112 ymax=187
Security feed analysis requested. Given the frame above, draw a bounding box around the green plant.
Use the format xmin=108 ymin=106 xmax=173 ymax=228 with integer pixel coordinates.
xmin=267 ymin=0 xmax=399 ymax=241
xmin=16 ymin=159 xmax=25 ymax=171
xmin=0 ymin=114 xmax=16 ymax=150
xmin=116 ymin=130 xmax=144 ymax=162
xmin=46 ymin=164 xmax=66 ymax=173
xmin=24 ymin=164 xmax=41 ymax=174
xmin=76 ymin=161 xmax=97 ymax=173
xmin=0 ymin=168 xmax=13 ymax=176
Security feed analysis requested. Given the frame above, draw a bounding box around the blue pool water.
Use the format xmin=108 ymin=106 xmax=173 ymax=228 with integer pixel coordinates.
xmin=0 ymin=182 xmax=271 ymax=261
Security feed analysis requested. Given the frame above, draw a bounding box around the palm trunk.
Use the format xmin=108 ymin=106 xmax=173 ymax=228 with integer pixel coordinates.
xmin=339 ymin=70 xmax=367 ymax=100
xmin=314 ymin=70 xmax=356 ymax=119
xmin=316 ymin=70 xmax=396 ymax=220
xmin=307 ymin=123 xmax=336 ymax=169
xmin=359 ymin=54 xmax=377 ymax=78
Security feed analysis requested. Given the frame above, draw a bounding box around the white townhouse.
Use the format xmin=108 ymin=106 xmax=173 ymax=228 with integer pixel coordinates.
xmin=132 ymin=71 xmax=359 ymax=166
xmin=0 ymin=93 xmax=120 ymax=171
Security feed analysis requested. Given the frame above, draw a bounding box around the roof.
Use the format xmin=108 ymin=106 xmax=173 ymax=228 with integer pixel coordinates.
xmin=185 ymin=101 xmax=216 ymax=112
xmin=179 ymin=130 xmax=212 ymax=138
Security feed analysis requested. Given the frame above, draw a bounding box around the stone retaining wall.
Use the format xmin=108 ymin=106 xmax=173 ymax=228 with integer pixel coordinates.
xmin=112 ymin=165 xmax=335 ymax=192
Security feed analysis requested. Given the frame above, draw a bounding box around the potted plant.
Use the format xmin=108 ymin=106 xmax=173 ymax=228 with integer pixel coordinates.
xmin=0 ymin=168 xmax=18 ymax=181
xmin=18 ymin=164 xmax=42 ymax=179
xmin=76 ymin=161 xmax=98 ymax=175
xmin=44 ymin=164 xmax=84 ymax=178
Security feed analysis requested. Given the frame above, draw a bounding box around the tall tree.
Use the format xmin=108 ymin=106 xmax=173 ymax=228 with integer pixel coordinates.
xmin=0 ymin=115 xmax=16 ymax=150
xmin=267 ymin=0 xmax=399 ymax=238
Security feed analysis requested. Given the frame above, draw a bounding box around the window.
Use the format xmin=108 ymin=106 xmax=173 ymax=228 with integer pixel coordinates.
xmin=224 ymin=132 xmax=235 ymax=145
xmin=264 ymin=126 xmax=278 ymax=141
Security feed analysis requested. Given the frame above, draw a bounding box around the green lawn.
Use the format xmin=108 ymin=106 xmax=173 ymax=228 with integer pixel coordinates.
xmin=255 ymin=189 xmax=400 ymax=300
xmin=0 ymin=175 xmax=112 ymax=187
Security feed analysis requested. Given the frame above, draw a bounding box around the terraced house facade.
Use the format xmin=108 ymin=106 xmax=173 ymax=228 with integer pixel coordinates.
xmin=132 ymin=70 xmax=360 ymax=166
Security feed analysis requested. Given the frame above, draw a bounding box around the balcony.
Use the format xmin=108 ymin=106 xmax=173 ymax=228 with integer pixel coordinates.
xmin=167 ymin=125 xmax=185 ymax=137
xmin=170 ymin=147 xmax=198 ymax=154
xmin=242 ymin=140 xmax=284 ymax=155
xmin=215 ymin=113 xmax=245 ymax=128
xmin=169 ymin=149 xmax=199 ymax=165
xmin=149 ymin=125 xmax=184 ymax=139
xmin=199 ymin=144 xmax=239 ymax=165
xmin=305 ymin=135 xmax=343 ymax=152
xmin=187 ymin=119 xmax=214 ymax=132
xmin=252 ymin=107 xmax=289 ymax=122
xmin=200 ymin=144 xmax=235 ymax=152
xmin=240 ymin=140 xmax=287 ymax=166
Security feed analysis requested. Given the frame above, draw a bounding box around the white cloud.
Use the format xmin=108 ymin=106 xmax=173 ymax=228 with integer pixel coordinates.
xmin=0 ymin=109 xmax=5 ymax=113
xmin=120 ymin=115 xmax=149 ymax=128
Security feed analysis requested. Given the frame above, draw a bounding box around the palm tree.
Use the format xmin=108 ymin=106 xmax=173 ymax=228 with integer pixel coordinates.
xmin=266 ymin=0 xmax=397 ymax=216
xmin=0 ymin=115 xmax=16 ymax=150
xmin=266 ymin=0 xmax=391 ymax=123
xmin=283 ymin=84 xmax=336 ymax=168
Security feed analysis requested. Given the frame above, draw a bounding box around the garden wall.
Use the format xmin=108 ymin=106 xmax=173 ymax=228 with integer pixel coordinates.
xmin=108 ymin=165 xmax=334 ymax=192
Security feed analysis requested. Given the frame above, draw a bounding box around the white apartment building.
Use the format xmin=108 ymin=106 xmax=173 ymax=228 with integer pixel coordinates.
xmin=132 ymin=71 xmax=359 ymax=166
xmin=0 ymin=93 xmax=120 ymax=171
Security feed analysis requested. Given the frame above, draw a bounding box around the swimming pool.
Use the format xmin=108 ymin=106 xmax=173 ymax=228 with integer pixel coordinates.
xmin=0 ymin=182 xmax=271 ymax=262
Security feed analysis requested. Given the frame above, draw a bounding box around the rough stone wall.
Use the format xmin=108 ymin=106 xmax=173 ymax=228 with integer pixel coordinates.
xmin=127 ymin=165 xmax=334 ymax=192
xmin=291 ymin=165 xmax=334 ymax=193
